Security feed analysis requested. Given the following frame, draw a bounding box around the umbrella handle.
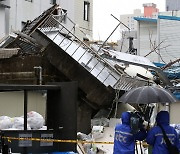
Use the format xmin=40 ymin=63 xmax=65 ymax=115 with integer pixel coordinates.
xmin=147 ymin=105 xmax=155 ymax=130
xmin=149 ymin=106 xmax=154 ymax=120
xmin=135 ymin=141 xmax=139 ymax=154
xmin=139 ymin=141 xmax=143 ymax=154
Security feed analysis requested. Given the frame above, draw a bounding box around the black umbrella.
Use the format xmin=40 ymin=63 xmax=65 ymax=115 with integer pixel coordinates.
xmin=119 ymin=86 xmax=177 ymax=104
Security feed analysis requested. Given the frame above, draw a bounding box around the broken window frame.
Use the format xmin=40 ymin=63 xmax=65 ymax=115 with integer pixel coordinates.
xmin=53 ymin=9 xmax=67 ymax=24
xmin=60 ymin=9 xmax=67 ymax=24
xmin=84 ymin=1 xmax=90 ymax=21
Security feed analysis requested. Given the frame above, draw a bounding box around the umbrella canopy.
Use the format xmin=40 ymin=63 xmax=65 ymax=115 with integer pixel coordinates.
xmin=119 ymin=86 xmax=177 ymax=104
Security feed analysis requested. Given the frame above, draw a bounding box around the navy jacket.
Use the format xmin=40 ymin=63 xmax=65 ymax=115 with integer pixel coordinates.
xmin=146 ymin=111 xmax=180 ymax=154
xmin=113 ymin=112 xmax=147 ymax=154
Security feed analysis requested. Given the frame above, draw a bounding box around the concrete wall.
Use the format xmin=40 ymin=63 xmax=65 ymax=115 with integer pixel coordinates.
xmin=158 ymin=17 xmax=180 ymax=63
xmin=0 ymin=7 xmax=6 ymax=39
xmin=0 ymin=0 xmax=93 ymax=41
xmin=136 ymin=16 xmax=180 ymax=63
xmin=159 ymin=103 xmax=180 ymax=124
xmin=0 ymin=91 xmax=46 ymax=118
xmin=74 ymin=0 xmax=93 ymax=40
xmin=137 ymin=21 xmax=158 ymax=62
xmin=9 ymin=0 xmax=52 ymax=32
xmin=59 ymin=0 xmax=93 ymax=40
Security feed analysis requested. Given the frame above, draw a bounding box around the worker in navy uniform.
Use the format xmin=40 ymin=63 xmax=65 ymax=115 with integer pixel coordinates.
xmin=146 ymin=110 xmax=180 ymax=154
xmin=113 ymin=111 xmax=147 ymax=154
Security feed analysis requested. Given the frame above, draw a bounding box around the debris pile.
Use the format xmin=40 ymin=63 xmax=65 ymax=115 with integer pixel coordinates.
xmin=0 ymin=111 xmax=45 ymax=130
xmin=77 ymin=118 xmax=119 ymax=154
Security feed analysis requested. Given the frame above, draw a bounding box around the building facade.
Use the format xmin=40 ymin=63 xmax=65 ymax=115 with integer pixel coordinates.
xmin=134 ymin=15 xmax=180 ymax=64
xmin=0 ymin=0 xmax=93 ymax=41
xmin=158 ymin=15 xmax=180 ymax=63
xmin=120 ymin=9 xmax=142 ymax=31
xmin=166 ymin=0 xmax=180 ymax=11
xmin=58 ymin=0 xmax=93 ymax=41
xmin=134 ymin=17 xmax=158 ymax=62
xmin=120 ymin=3 xmax=158 ymax=31
xmin=118 ymin=3 xmax=159 ymax=54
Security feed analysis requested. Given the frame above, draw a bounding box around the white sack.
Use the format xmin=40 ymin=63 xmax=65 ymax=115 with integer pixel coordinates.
xmin=0 ymin=116 xmax=13 ymax=130
xmin=11 ymin=117 xmax=31 ymax=130
xmin=27 ymin=111 xmax=45 ymax=130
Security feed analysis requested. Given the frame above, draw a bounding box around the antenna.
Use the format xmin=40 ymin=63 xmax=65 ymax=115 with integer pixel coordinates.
xmin=97 ymin=22 xmax=121 ymax=52
xmin=111 ymin=14 xmax=130 ymax=31
xmin=97 ymin=14 xmax=131 ymax=53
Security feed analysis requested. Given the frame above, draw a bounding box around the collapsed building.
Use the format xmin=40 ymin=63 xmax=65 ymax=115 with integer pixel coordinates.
xmin=0 ymin=4 xmax=171 ymax=134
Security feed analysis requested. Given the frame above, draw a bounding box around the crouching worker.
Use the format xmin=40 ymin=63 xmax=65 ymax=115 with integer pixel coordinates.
xmin=113 ymin=111 xmax=147 ymax=154
xmin=146 ymin=111 xmax=180 ymax=154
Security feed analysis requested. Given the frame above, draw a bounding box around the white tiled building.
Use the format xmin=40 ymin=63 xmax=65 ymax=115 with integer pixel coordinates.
xmin=134 ymin=15 xmax=180 ymax=64
xmin=120 ymin=9 xmax=143 ymax=31
xmin=118 ymin=3 xmax=159 ymax=54
xmin=118 ymin=3 xmax=180 ymax=64
xmin=120 ymin=3 xmax=159 ymax=31
xmin=0 ymin=0 xmax=93 ymax=41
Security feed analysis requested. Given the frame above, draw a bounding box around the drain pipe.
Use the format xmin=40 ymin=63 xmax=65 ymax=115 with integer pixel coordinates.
xmin=34 ymin=66 xmax=42 ymax=85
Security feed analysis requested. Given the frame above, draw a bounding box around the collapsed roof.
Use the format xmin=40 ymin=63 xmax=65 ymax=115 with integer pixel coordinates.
xmin=0 ymin=4 xmax=172 ymax=109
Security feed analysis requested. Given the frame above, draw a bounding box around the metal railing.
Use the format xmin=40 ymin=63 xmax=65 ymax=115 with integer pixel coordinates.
xmin=39 ymin=15 xmax=147 ymax=90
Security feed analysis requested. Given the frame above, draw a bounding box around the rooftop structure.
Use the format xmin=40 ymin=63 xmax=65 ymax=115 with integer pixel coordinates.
xmin=143 ymin=3 xmax=159 ymax=18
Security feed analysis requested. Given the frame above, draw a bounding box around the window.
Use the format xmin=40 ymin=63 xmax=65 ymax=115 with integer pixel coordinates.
xmin=25 ymin=0 xmax=33 ymax=2
xmin=166 ymin=6 xmax=169 ymax=11
xmin=84 ymin=1 xmax=90 ymax=21
xmin=50 ymin=0 xmax=56 ymax=4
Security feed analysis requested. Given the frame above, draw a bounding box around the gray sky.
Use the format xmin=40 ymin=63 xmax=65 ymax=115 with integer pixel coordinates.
xmin=93 ymin=0 xmax=165 ymax=42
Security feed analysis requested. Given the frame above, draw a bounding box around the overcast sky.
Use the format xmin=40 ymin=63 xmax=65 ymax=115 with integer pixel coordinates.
xmin=93 ymin=0 xmax=166 ymax=42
